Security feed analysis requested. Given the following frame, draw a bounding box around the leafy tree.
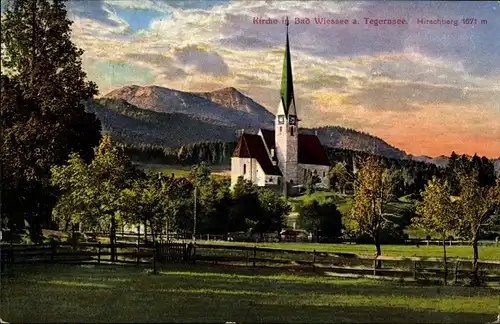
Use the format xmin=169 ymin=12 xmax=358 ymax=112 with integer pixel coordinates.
xmin=230 ymin=176 xmax=262 ymax=236
xmin=1 ymin=0 xmax=101 ymax=240
xmin=328 ymin=163 xmax=352 ymax=194
xmin=414 ymin=176 xmax=460 ymax=285
xmin=347 ymin=156 xmax=396 ymax=261
xmin=120 ymin=173 xmax=187 ymax=243
xmin=297 ymin=200 xmax=342 ymax=242
xmin=456 ymin=173 xmax=500 ymax=285
xmin=257 ymin=188 xmax=291 ymax=237
xmin=304 ymin=170 xmax=321 ymax=194
xmin=297 ymin=200 xmax=321 ymax=241
xmin=51 ymin=136 xmax=141 ymax=260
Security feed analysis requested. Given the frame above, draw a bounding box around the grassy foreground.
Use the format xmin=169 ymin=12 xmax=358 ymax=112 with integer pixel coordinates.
xmin=2 ymin=264 xmax=499 ymax=323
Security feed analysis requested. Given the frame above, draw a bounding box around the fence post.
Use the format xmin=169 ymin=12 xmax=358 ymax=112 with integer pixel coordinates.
xmin=10 ymin=242 xmax=14 ymax=263
xmin=153 ymin=242 xmax=157 ymax=274
xmin=454 ymin=260 xmax=459 ymax=284
xmin=253 ymin=245 xmax=256 ymax=267
xmin=51 ymin=241 xmax=56 ymax=262
xmin=97 ymin=242 xmax=101 ymax=264
xmin=136 ymin=239 xmax=140 ymax=266
xmin=313 ymin=250 xmax=316 ymax=272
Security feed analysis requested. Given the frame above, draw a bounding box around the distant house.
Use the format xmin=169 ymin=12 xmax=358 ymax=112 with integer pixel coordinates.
xmin=230 ymin=22 xmax=330 ymax=195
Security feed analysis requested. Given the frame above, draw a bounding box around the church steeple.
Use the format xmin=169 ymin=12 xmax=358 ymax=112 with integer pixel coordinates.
xmin=280 ymin=18 xmax=296 ymax=117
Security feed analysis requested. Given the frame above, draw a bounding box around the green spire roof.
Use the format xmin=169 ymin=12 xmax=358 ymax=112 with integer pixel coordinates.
xmin=280 ymin=19 xmax=295 ymax=117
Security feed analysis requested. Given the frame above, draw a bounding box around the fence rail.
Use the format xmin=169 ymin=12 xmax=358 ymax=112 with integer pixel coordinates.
xmin=2 ymin=242 xmax=500 ymax=284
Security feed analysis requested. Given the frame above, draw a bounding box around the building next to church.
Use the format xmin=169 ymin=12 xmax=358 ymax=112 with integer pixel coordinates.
xmin=230 ymin=22 xmax=330 ymax=195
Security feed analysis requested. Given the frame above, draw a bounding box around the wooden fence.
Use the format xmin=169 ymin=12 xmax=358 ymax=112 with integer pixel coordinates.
xmin=191 ymin=243 xmax=500 ymax=284
xmin=2 ymin=242 xmax=500 ymax=284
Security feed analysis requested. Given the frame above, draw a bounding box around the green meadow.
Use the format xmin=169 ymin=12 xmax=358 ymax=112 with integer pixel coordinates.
xmin=2 ymin=264 xmax=499 ymax=323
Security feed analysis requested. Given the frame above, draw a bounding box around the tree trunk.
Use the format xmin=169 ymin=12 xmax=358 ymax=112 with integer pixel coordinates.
xmin=149 ymin=220 xmax=156 ymax=243
xmin=374 ymin=234 xmax=382 ymax=268
xmin=472 ymin=235 xmax=480 ymax=286
xmin=442 ymin=236 xmax=448 ymax=285
xmin=110 ymin=214 xmax=116 ymax=262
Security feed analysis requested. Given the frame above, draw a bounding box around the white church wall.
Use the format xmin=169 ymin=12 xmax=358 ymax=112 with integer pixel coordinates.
xmin=231 ymin=157 xmax=253 ymax=187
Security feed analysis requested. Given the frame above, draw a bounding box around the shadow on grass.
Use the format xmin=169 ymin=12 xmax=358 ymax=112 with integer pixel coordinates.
xmin=1 ymin=263 xmax=498 ymax=323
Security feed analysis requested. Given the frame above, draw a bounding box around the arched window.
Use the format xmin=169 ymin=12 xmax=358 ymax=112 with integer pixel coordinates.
xmin=291 ymin=127 xmax=294 ymax=136
xmin=280 ymin=126 xmax=282 ymax=133
xmin=243 ymin=164 xmax=246 ymax=174
xmin=290 ymin=179 xmax=294 ymax=184
xmin=323 ymin=171 xmax=325 ymax=177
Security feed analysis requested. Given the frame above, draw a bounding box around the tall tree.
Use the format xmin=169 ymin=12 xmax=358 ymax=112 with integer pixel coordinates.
xmin=51 ymin=136 xmax=141 ymax=260
xmin=456 ymin=173 xmax=500 ymax=285
xmin=414 ymin=176 xmax=460 ymax=285
xmin=1 ymin=0 xmax=101 ymax=240
xmin=347 ymin=157 xmax=396 ymax=261
xmin=257 ymin=188 xmax=291 ymax=237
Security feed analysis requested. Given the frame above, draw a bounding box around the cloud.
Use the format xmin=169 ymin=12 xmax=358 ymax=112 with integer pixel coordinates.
xmin=172 ymin=45 xmax=229 ymax=76
xmin=66 ymin=0 xmax=500 ymax=157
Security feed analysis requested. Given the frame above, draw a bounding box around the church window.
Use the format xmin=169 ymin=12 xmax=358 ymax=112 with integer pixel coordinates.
xmin=243 ymin=164 xmax=246 ymax=174
xmin=304 ymin=169 xmax=307 ymax=178
xmin=280 ymin=126 xmax=282 ymax=133
xmin=291 ymin=127 xmax=294 ymax=136
xmin=278 ymin=178 xmax=281 ymax=185
xmin=323 ymin=171 xmax=325 ymax=177
xmin=290 ymin=179 xmax=294 ymax=184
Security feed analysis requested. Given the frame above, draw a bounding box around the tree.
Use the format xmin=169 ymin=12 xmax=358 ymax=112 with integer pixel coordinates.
xmin=1 ymin=0 xmax=101 ymax=240
xmin=414 ymin=176 xmax=460 ymax=285
xmin=257 ymin=188 xmax=291 ymax=237
xmin=328 ymin=163 xmax=351 ymax=194
xmin=297 ymin=200 xmax=322 ymax=241
xmin=51 ymin=136 xmax=141 ymax=260
xmin=456 ymin=173 xmax=500 ymax=285
xmin=297 ymin=199 xmax=343 ymax=242
xmin=304 ymin=170 xmax=321 ymax=194
xmin=347 ymin=157 xmax=396 ymax=261
xmin=230 ymin=176 xmax=262 ymax=237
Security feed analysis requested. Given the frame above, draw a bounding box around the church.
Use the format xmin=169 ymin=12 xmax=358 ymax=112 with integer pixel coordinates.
xmin=230 ymin=22 xmax=330 ymax=195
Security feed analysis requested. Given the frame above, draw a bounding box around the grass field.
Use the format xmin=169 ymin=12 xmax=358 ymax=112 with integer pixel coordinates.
xmin=136 ymin=163 xmax=230 ymax=178
xmin=2 ymin=264 xmax=499 ymax=323
xmin=194 ymin=241 xmax=500 ymax=260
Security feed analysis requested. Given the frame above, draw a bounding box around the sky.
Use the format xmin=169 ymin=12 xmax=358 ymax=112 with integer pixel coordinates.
xmin=58 ymin=1 xmax=500 ymax=157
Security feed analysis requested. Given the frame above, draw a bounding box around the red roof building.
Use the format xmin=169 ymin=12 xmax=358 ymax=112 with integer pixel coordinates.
xmin=230 ymin=24 xmax=331 ymax=195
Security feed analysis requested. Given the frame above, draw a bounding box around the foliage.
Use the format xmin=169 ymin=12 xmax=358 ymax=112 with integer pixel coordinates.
xmin=328 ymin=162 xmax=352 ymax=194
xmin=51 ymin=136 xmax=142 ymax=258
xmin=347 ymin=156 xmax=396 ymax=256
xmin=1 ymin=0 xmax=101 ymax=241
xmin=414 ymin=177 xmax=459 ymax=239
xmin=297 ymin=199 xmax=342 ymax=242
xmin=257 ymin=188 xmax=291 ymax=235
xmin=455 ymin=172 xmax=500 ymax=284
xmin=304 ymin=170 xmax=321 ymax=194
xmin=414 ymin=176 xmax=461 ymax=284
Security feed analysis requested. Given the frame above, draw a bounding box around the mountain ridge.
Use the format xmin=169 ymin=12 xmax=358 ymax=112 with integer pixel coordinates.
xmin=93 ymin=84 xmax=499 ymax=173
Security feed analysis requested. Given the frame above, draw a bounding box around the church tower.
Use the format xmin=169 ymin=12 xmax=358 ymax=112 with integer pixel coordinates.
xmin=275 ymin=19 xmax=298 ymax=194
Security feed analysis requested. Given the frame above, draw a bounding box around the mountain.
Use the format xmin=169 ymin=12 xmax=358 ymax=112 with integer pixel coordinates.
xmin=97 ymin=85 xmax=410 ymax=159
xmin=103 ymin=85 xmax=273 ymax=129
xmin=85 ymin=98 xmax=239 ymax=148
xmin=410 ymin=155 xmax=450 ymax=167
xmin=410 ymin=154 xmax=500 ymax=175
